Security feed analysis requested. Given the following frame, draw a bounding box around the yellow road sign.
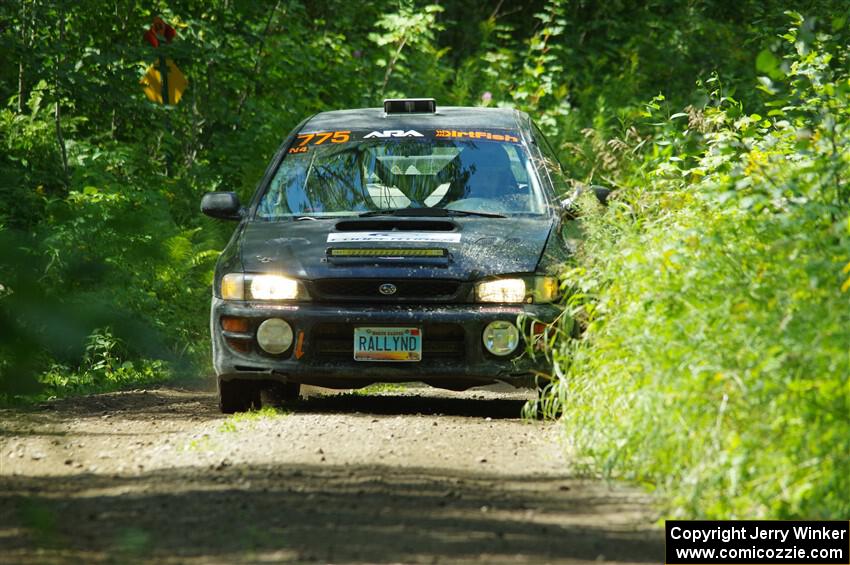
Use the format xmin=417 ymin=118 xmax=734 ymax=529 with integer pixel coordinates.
xmin=141 ymin=58 xmax=188 ymax=105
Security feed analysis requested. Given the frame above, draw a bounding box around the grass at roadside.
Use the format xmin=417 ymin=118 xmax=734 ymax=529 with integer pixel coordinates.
xmin=0 ymin=327 xmax=208 ymax=408
xmin=351 ymin=383 xmax=409 ymax=396
xmin=542 ymin=17 xmax=850 ymax=519
xmin=218 ymin=406 xmax=290 ymax=433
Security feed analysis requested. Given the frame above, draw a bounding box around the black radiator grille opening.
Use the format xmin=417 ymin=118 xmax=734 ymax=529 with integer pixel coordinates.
xmin=333 ymin=220 xmax=455 ymax=232
xmin=312 ymin=279 xmax=462 ymax=302
xmin=312 ymin=323 xmax=465 ymax=360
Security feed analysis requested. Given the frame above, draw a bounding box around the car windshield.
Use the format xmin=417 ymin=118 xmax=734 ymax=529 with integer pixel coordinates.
xmin=256 ymin=131 xmax=547 ymax=219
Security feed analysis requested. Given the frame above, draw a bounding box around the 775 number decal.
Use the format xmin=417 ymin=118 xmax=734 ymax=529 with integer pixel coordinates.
xmin=289 ymin=130 xmax=351 ymax=153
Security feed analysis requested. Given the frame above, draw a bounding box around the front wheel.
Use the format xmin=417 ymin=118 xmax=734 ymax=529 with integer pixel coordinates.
xmin=218 ymin=378 xmax=261 ymax=413
xmin=262 ymin=381 xmax=301 ymax=407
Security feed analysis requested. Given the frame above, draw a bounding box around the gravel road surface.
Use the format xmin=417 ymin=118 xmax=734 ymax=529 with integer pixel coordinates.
xmin=0 ymin=382 xmax=662 ymax=564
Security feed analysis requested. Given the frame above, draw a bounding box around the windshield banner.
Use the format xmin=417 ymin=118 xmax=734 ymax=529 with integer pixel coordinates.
xmin=289 ymin=129 xmax=521 ymax=154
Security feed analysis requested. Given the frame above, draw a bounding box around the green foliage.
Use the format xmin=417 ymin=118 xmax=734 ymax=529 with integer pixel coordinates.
xmin=1 ymin=0 xmax=847 ymax=520
xmin=353 ymin=382 xmax=408 ymax=395
xmin=219 ymin=406 xmax=288 ymax=432
xmin=541 ymin=15 xmax=850 ymax=518
xmin=22 ymin=328 xmax=169 ymax=401
xmin=369 ymin=2 xmax=446 ymax=97
xmin=1 ymin=0 xmax=388 ymax=399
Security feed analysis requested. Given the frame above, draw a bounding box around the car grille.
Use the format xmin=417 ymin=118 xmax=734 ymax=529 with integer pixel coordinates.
xmin=311 ymin=279 xmax=462 ymax=302
xmin=312 ymin=323 xmax=465 ymax=360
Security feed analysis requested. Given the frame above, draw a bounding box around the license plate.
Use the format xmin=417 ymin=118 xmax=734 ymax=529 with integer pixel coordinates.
xmin=353 ymin=327 xmax=422 ymax=362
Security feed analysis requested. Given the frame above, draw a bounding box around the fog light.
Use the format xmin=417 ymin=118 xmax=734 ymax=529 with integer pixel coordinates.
xmin=256 ymin=318 xmax=293 ymax=354
xmin=482 ymin=321 xmax=519 ymax=356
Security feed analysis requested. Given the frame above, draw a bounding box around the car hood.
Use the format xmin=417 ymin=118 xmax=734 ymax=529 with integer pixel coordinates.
xmin=238 ymin=216 xmax=555 ymax=280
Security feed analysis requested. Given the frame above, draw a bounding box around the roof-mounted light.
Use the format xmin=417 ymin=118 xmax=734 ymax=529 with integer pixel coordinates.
xmin=383 ymin=98 xmax=436 ymax=114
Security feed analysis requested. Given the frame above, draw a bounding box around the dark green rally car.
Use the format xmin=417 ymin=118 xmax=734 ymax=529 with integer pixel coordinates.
xmin=201 ymin=99 xmax=577 ymax=413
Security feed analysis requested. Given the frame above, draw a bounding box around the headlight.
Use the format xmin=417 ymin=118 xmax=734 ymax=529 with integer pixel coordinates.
xmin=474 ymin=276 xmax=559 ymax=304
xmin=219 ymin=273 xmax=304 ymax=300
xmin=250 ymin=275 xmax=299 ymax=300
xmin=476 ymin=278 xmax=526 ymax=303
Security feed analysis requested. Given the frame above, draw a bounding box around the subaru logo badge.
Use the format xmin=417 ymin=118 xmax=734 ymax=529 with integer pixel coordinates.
xmin=379 ymin=283 xmax=397 ymax=295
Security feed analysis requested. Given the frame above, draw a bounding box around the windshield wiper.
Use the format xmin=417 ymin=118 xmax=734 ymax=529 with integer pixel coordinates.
xmin=358 ymin=208 xmax=505 ymax=219
xmin=293 ymin=215 xmax=337 ymax=221
xmin=358 ymin=208 xmax=436 ymax=218
xmin=444 ymin=209 xmax=506 ymax=218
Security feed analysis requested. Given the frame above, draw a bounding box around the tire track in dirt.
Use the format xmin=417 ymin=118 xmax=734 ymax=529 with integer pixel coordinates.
xmin=0 ymin=383 xmax=662 ymax=564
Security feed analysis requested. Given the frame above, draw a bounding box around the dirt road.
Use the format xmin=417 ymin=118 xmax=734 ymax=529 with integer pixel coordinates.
xmin=0 ymin=383 xmax=661 ymax=564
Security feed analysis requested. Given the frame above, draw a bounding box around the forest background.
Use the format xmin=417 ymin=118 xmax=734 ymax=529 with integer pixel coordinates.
xmin=1 ymin=0 xmax=848 ymax=519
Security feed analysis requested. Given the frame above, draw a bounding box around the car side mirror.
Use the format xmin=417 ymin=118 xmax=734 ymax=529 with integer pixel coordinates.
xmin=201 ymin=192 xmax=242 ymax=220
xmin=590 ymin=185 xmax=611 ymax=206
xmin=556 ymin=185 xmax=612 ymax=221
xmin=557 ymin=194 xmax=581 ymax=221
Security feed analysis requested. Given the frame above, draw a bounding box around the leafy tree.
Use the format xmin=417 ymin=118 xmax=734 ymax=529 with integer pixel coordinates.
xmin=1 ymin=0 xmax=848 ymax=520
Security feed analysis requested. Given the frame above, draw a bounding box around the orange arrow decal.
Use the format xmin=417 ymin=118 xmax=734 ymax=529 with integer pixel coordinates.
xmin=294 ymin=331 xmax=305 ymax=359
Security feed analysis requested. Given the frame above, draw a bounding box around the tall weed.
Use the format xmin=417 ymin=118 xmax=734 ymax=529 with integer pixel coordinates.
xmin=546 ymin=16 xmax=850 ymax=518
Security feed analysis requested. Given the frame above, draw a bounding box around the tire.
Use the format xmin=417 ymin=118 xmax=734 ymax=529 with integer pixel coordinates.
xmin=218 ymin=378 xmax=261 ymax=413
xmin=262 ymin=380 xmax=301 ymax=407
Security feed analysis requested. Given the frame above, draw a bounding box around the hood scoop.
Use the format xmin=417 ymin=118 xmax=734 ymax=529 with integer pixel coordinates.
xmin=328 ymin=219 xmax=455 ymax=267
xmin=333 ymin=219 xmax=456 ymax=232
xmin=237 ymin=215 xmax=552 ymax=279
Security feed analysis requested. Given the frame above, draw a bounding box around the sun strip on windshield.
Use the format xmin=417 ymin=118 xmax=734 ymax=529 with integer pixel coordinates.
xmin=287 ymin=129 xmax=522 ymax=154
xmin=435 ymin=130 xmax=519 ymax=142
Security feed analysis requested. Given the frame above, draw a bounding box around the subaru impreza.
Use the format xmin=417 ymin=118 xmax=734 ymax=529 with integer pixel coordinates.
xmin=202 ymin=98 xmax=578 ymax=412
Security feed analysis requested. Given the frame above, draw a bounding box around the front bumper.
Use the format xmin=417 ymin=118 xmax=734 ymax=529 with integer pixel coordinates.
xmin=210 ymin=298 xmax=561 ymax=389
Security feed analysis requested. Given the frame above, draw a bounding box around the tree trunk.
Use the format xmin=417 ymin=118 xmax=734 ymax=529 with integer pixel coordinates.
xmin=54 ymin=5 xmax=69 ymax=182
xmin=233 ymin=1 xmax=282 ymax=125
xmin=17 ymin=0 xmax=28 ymax=113
xmin=381 ymin=36 xmax=407 ymax=97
